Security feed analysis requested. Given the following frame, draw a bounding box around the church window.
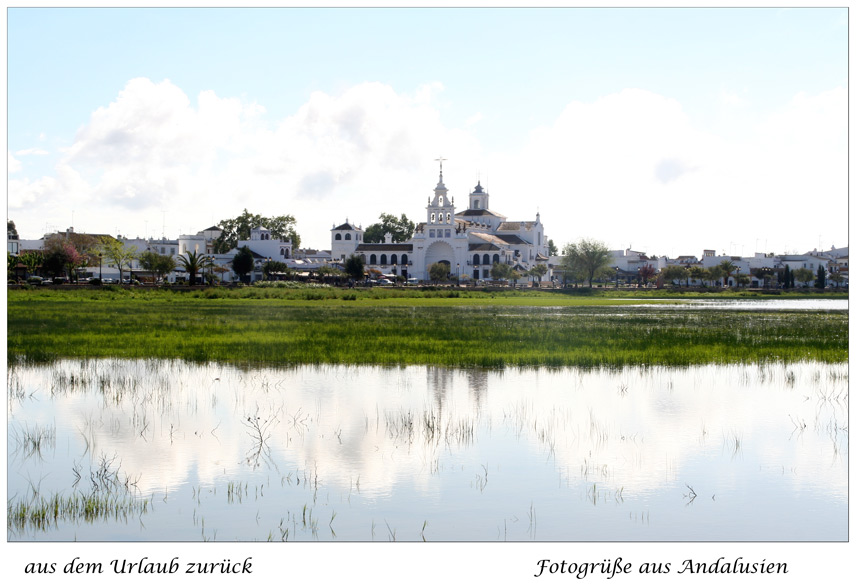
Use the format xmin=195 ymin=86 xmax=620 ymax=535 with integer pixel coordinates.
xmin=537 ymin=232 xmax=541 ymax=246
xmin=483 ymin=254 xmax=490 ymax=265
xmin=391 ymin=254 xmax=398 ymax=265
xmin=360 ymin=254 xmax=366 ymax=263
xmin=370 ymin=254 xmax=377 ymax=265
xmin=439 ymin=196 xmax=443 ymax=206
xmin=335 ymin=233 xmax=342 ymax=240
xmin=345 ymin=233 xmax=351 ymax=240
xmin=446 ymin=213 xmax=451 ymax=223
xmin=431 ymin=213 xmax=436 ymax=223
xmin=473 ymin=254 xmax=480 ymax=265
xmin=380 ymin=254 xmax=387 ymax=265
xmin=445 ymin=229 xmax=451 ymax=238
xmin=280 ymin=249 xmax=285 ymax=256
xmin=474 ymin=200 xmax=480 ymax=209
xmin=429 ymin=229 xmax=435 ymax=238
xmin=401 ymin=254 xmax=408 ymax=264
xmin=493 ymin=254 xmax=500 ymax=264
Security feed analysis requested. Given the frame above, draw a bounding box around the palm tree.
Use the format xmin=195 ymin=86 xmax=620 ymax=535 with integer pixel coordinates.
xmin=177 ymin=250 xmax=212 ymax=285
xmin=718 ymin=260 xmax=737 ymax=287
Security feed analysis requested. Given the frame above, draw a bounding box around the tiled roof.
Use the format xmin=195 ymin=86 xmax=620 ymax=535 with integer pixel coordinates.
xmin=468 ymin=243 xmax=501 ymax=251
xmin=494 ymin=234 xmax=528 ymax=245
xmin=457 ymin=209 xmax=505 ymax=218
xmin=332 ymin=222 xmax=359 ymax=231
xmin=497 ymin=221 xmax=535 ymax=231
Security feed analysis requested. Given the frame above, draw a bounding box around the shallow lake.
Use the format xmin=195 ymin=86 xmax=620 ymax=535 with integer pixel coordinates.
xmin=7 ymin=358 xmax=847 ymax=541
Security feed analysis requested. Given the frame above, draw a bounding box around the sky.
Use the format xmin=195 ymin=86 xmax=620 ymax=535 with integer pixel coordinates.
xmin=5 ymin=6 xmax=849 ymax=258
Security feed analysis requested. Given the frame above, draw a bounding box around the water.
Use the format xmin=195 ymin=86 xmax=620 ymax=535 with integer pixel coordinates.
xmin=7 ymin=358 xmax=847 ymax=541
xmin=639 ymin=298 xmax=848 ymax=311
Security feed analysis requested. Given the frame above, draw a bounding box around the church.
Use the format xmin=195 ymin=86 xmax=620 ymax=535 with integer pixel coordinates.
xmin=331 ymin=163 xmax=550 ymax=282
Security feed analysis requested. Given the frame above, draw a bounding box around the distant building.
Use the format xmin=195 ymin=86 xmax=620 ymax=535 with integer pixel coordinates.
xmin=332 ymin=164 xmax=550 ymax=281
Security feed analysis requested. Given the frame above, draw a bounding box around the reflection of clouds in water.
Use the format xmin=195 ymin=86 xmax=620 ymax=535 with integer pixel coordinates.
xmin=9 ymin=359 xmax=847 ymax=513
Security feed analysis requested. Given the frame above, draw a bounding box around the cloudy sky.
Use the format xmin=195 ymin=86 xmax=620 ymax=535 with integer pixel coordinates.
xmin=6 ymin=7 xmax=848 ymax=257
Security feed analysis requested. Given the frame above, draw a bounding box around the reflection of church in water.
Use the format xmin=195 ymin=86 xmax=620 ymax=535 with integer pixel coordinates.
xmin=331 ymin=161 xmax=550 ymax=281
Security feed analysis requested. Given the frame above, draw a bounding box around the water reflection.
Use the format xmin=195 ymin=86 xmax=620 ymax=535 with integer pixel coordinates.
xmin=7 ymin=359 xmax=847 ymax=541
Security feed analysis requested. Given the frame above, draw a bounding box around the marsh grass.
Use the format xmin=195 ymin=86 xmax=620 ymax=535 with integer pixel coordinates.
xmin=6 ymin=289 xmax=848 ymax=367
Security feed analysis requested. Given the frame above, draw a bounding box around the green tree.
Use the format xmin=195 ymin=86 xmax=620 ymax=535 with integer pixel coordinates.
xmin=707 ymin=265 xmax=725 ymax=287
xmin=783 ymin=265 xmax=792 ymax=289
xmin=429 ymin=262 xmax=450 ymax=283
xmin=7 ymin=220 xmax=18 ymax=239
xmin=213 ymin=209 xmax=300 ymax=253
xmin=547 ymin=239 xmax=558 ymax=256
xmin=661 ymin=265 xmax=689 ymax=287
xmin=8 ymin=252 xmax=18 ymax=279
xmin=263 ymin=260 xmax=292 ymax=281
xmin=735 ymin=274 xmax=751 ymax=288
xmin=829 ymin=270 xmax=844 ymax=288
xmin=99 ymin=237 xmax=138 ymax=283
xmin=688 ymin=266 xmax=705 ymax=287
xmin=793 ymin=267 xmax=814 ymax=287
xmin=562 ymin=238 xmax=612 ymax=287
xmin=718 ymin=260 xmax=737 ymax=286
xmin=177 ymin=250 xmax=212 ymax=285
xmin=139 ymin=251 xmax=176 ymax=282
xmin=363 ymin=213 xmax=416 ymax=244
xmin=344 ymin=254 xmax=365 ymax=281
xmin=815 ymin=265 xmax=827 ymax=289
xmin=231 ymin=246 xmax=256 ymax=283
xmin=528 ymin=263 xmax=548 ymax=285
xmin=489 ymin=262 xmax=513 ymax=281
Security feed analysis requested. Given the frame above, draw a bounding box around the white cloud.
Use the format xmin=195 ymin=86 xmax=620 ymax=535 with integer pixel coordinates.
xmin=14 ymin=147 xmax=50 ymax=156
xmin=8 ymin=152 xmax=22 ymax=174
xmin=7 ymin=79 xmax=847 ymax=255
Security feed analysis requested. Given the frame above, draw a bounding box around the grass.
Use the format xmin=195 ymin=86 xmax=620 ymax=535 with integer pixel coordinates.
xmin=6 ymin=287 xmax=848 ymax=367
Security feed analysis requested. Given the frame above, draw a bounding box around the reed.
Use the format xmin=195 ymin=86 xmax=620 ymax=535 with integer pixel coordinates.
xmin=7 ymin=289 xmax=847 ymax=367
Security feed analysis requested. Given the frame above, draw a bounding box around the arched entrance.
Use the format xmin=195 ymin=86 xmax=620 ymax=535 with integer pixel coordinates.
xmin=424 ymin=241 xmax=455 ymax=279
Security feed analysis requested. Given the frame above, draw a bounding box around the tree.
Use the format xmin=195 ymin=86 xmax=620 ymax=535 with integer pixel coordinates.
xmin=100 ymin=237 xmax=137 ymax=282
xmin=213 ymin=209 xmax=300 ymax=253
xmin=815 ymin=265 xmax=827 ymax=289
xmin=707 ymin=265 xmax=725 ymax=287
xmin=783 ymin=265 xmax=792 ymax=289
xmin=139 ymin=251 xmax=176 ymax=282
xmin=561 ymin=238 xmax=612 ymax=287
xmin=7 ymin=220 xmax=18 ymax=239
xmin=528 ymin=263 xmax=548 ymax=285
xmin=344 ymin=254 xmax=365 ymax=281
xmin=547 ymin=239 xmax=558 ymax=256
xmin=688 ymin=266 xmax=705 ymax=287
xmin=8 ymin=252 xmax=18 ymax=279
xmin=429 ymin=262 xmax=450 ymax=283
xmin=661 ymin=265 xmax=689 ymax=287
xmin=735 ymin=274 xmax=751 ymax=288
xmin=263 ymin=260 xmax=292 ymax=281
xmin=177 ymin=250 xmax=212 ymax=285
xmin=363 ymin=213 xmax=415 ymax=244
xmin=231 ymin=246 xmax=255 ymax=283
xmin=793 ymin=267 xmax=814 ymax=287
xmin=638 ymin=264 xmax=657 ymax=287
xmin=829 ymin=270 xmax=844 ymax=288
xmin=718 ymin=260 xmax=737 ymax=287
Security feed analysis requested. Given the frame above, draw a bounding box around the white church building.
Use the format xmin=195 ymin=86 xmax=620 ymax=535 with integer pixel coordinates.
xmin=332 ymin=164 xmax=550 ymax=281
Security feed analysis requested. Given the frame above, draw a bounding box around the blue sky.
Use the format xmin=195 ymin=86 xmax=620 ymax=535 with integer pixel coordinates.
xmin=6 ymin=6 xmax=848 ymax=256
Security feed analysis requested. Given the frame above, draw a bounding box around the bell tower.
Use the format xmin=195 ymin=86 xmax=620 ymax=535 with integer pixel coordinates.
xmin=426 ymin=157 xmax=455 ymax=227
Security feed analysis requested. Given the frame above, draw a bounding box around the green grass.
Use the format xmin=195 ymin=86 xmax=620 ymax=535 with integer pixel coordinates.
xmin=6 ymin=288 xmax=848 ymax=367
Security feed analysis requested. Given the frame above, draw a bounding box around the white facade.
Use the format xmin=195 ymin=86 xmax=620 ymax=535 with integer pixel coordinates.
xmin=332 ymin=167 xmax=550 ymax=281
